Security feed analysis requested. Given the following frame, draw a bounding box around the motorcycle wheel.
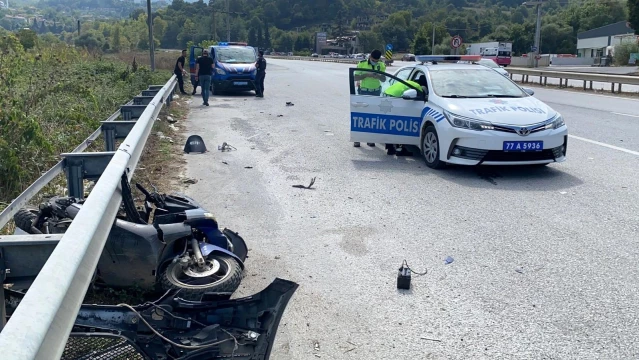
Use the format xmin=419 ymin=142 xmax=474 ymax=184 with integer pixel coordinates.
xmin=160 ymin=253 xmax=243 ymax=300
xmin=13 ymin=208 xmax=39 ymax=233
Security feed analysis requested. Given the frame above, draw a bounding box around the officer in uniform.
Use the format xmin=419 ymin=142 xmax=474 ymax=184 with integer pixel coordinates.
xmin=353 ymin=49 xmax=386 ymax=148
xmin=382 ymin=78 xmax=424 ymax=156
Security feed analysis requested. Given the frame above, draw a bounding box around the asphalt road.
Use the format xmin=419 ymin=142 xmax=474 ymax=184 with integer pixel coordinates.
xmin=183 ymin=59 xmax=639 ymax=359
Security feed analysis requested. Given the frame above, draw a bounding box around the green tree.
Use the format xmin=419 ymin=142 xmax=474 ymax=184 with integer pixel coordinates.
xmin=629 ymin=0 xmax=639 ymax=35
xmin=16 ymin=29 xmax=38 ymax=50
xmin=111 ymin=25 xmax=122 ymax=52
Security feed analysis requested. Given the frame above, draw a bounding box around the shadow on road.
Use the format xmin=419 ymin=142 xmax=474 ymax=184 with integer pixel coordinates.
xmin=350 ymin=147 xmax=583 ymax=191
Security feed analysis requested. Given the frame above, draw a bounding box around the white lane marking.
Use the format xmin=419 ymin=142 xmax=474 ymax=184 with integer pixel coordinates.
xmin=526 ymin=86 xmax=639 ymax=101
xmin=611 ymin=112 xmax=639 ymax=118
xmin=569 ymin=135 xmax=639 ymax=157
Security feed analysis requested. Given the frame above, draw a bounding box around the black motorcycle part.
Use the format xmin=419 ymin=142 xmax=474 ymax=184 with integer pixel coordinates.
xmin=13 ymin=208 xmax=41 ymax=234
xmin=160 ymin=254 xmax=243 ymax=300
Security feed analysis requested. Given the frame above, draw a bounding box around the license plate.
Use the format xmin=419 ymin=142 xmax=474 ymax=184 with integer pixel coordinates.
xmin=503 ymin=141 xmax=543 ymax=152
xmin=233 ymin=81 xmax=248 ymax=86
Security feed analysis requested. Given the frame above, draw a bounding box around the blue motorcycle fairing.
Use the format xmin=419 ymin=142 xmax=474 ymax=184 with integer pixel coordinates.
xmin=199 ymin=243 xmax=245 ymax=268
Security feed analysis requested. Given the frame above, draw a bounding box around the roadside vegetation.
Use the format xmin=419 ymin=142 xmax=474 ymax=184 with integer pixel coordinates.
xmin=0 ymin=30 xmax=174 ymax=220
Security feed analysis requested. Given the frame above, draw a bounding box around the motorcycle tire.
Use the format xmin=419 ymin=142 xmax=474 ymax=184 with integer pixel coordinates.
xmin=160 ymin=253 xmax=243 ymax=300
xmin=13 ymin=208 xmax=39 ymax=233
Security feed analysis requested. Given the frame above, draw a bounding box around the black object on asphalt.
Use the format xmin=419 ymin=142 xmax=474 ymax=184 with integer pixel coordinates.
xmin=397 ymin=260 xmax=412 ymax=290
xmin=184 ymin=134 xmax=207 ymax=153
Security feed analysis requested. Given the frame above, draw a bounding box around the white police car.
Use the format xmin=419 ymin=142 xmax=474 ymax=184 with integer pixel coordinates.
xmin=349 ymin=55 xmax=567 ymax=169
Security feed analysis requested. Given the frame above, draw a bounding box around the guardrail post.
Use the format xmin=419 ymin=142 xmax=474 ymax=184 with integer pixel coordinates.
xmin=618 ymin=83 xmax=622 ymax=93
xmin=611 ymin=83 xmax=615 ymax=93
xmin=103 ymin=127 xmax=116 ymax=152
xmin=583 ymin=80 xmax=587 ymax=90
xmin=62 ymin=152 xmax=116 ymax=199
xmin=589 ymin=81 xmax=593 ymax=90
xmin=544 ymin=77 xmax=547 ymax=86
xmin=0 ymin=248 xmax=6 ymax=331
xmin=64 ymin=160 xmax=84 ymax=199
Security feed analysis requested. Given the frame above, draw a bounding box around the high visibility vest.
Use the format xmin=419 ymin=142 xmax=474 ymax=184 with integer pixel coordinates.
xmin=355 ymin=60 xmax=386 ymax=90
xmin=384 ymin=80 xmax=422 ymax=97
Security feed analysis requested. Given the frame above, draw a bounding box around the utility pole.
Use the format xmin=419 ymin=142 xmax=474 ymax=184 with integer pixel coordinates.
xmin=432 ymin=24 xmax=435 ymax=55
xmin=146 ymin=0 xmax=155 ymax=71
xmin=524 ymin=0 xmax=543 ymax=68
xmin=226 ymin=0 xmax=230 ymax=42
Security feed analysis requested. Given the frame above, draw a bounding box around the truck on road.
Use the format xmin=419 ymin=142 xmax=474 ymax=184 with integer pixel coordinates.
xmin=466 ymin=41 xmax=513 ymax=67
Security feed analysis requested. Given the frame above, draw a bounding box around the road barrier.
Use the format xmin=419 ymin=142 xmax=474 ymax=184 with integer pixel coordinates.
xmin=266 ymin=55 xmax=361 ymax=64
xmin=506 ymin=67 xmax=639 ymax=93
xmin=267 ymin=55 xmax=639 ymax=94
xmin=0 ymin=75 xmax=177 ymax=359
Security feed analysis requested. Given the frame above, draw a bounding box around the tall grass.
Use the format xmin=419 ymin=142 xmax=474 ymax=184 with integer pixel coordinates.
xmin=0 ymin=35 xmax=171 ymax=205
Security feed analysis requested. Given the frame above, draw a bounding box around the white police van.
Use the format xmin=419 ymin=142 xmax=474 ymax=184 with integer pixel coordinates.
xmin=349 ymin=55 xmax=568 ymax=169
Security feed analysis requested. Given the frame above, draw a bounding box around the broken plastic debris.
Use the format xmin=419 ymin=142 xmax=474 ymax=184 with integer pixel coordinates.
xmin=218 ymin=142 xmax=237 ymax=152
xmin=444 ymin=256 xmax=454 ymax=265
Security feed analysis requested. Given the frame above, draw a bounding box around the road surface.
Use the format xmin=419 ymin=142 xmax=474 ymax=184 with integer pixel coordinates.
xmin=183 ymin=59 xmax=639 ymax=359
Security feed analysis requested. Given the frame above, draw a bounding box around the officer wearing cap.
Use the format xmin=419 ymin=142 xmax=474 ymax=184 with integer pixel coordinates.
xmin=353 ymin=49 xmax=386 ymax=148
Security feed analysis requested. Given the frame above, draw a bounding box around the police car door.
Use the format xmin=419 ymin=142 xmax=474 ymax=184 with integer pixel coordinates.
xmin=349 ymin=67 xmax=424 ymax=146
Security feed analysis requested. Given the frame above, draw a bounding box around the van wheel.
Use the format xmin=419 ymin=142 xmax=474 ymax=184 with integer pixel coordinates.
xmin=421 ymin=126 xmax=446 ymax=169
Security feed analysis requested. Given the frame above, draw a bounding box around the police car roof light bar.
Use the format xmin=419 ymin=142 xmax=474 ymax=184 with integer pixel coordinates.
xmin=217 ymin=42 xmax=248 ymax=46
xmin=415 ymin=55 xmax=482 ymax=64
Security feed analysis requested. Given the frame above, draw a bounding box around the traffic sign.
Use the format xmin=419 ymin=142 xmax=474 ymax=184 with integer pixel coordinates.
xmin=451 ymin=35 xmax=462 ymax=49
xmin=385 ymin=43 xmax=393 ymax=51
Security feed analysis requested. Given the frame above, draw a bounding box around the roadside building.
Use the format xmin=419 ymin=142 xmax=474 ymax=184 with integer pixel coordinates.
xmin=577 ymin=21 xmax=636 ymax=58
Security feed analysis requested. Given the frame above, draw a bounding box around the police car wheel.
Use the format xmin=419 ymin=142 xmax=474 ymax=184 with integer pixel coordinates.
xmin=422 ymin=126 xmax=446 ymax=169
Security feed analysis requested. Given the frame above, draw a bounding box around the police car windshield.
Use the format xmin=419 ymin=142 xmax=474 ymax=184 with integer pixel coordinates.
xmin=215 ymin=47 xmax=256 ymax=64
xmin=429 ymin=68 xmax=526 ymax=98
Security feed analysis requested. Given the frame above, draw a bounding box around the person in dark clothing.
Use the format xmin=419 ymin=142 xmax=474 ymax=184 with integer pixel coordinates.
xmin=195 ymin=49 xmax=215 ymax=106
xmin=255 ymin=50 xmax=266 ymax=98
xmin=174 ymin=49 xmax=188 ymax=95
xmin=191 ymin=55 xmax=200 ymax=95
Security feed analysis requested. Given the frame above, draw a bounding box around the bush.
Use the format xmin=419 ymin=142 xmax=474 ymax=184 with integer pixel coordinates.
xmin=613 ymin=42 xmax=639 ymax=66
xmin=0 ymin=39 xmax=170 ymax=202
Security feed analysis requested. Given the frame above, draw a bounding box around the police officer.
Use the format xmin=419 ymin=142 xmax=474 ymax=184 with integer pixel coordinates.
xmin=382 ymin=79 xmax=423 ymax=156
xmin=353 ymin=49 xmax=386 ymax=148
xmin=255 ymin=50 xmax=267 ymax=98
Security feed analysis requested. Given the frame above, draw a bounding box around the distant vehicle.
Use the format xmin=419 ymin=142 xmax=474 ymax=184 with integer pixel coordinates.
xmin=466 ymin=41 xmax=512 ymax=67
xmin=311 ymin=53 xmax=319 ymax=57
xmin=189 ymin=42 xmax=258 ymax=95
xmin=402 ymin=53 xmax=416 ymax=61
xmin=474 ymin=58 xmax=509 ymax=77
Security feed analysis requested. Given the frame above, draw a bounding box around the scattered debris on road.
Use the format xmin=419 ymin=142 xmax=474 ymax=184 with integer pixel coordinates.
xmin=222 ymin=161 xmax=229 ymax=165
xmin=244 ymin=166 xmax=253 ymax=169
xmin=167 ymin=116 xmax=177 ymax=123
xmin=286 ymin=102 xmax=295 ymax=106
xmin=182 ymin=178 xmax=198 ymax=184
xmin=292 ymin=177 xmax=316 ymax=190
xmin=218 ymin=142 xmax=237 ymax=152
xmin=420 ymin=336 xmax=442 ymax=342
xmin=444 ymin=256 xmax=454 ymax=265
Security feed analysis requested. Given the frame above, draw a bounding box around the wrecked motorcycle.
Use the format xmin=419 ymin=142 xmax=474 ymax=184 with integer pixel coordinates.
xmin=13 ymin=176 xmax=248 ymax=300
xmin=3 ymin=278 xmax=298 ymax=360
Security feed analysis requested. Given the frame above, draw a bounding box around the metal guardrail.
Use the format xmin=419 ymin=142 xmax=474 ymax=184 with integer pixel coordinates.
xmin=506 ymin=67 xmax=639 ymax=93
xmin=266 ymin=55 xmax=639 ymax=94
xmin=0 ymin=75 xmax=177 ymax=359
xmin=266 ymin=55 xmax=361 ymax=64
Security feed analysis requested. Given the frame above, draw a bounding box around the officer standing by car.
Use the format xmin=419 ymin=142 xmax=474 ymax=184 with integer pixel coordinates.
xmin=255 ymin=50 xmax=267 ymax=98
xmin=352 ymin=49 xmax=386 ymax=148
